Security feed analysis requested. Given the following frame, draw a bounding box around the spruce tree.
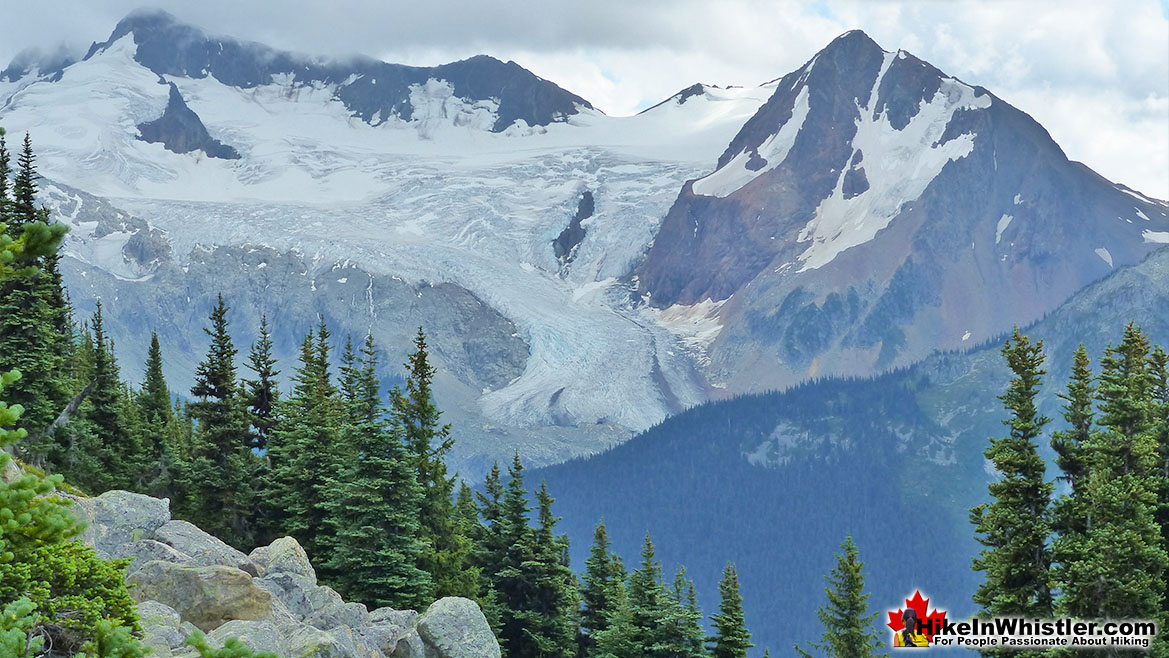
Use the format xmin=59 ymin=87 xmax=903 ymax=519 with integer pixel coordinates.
xmin=797 ymin=536 xmax=883 ymax=658
xmin=264 ymin=327 xmax=344 ymax=558
xmin=1050 ymin=345 xmax=1096 ymax=618
xmin=180 ymin=294 xmax=258 ymax=547
xmin=709 ymin=563 xmax=752 ymax=658
xmin=321 ymin=334 xmax=433 ymax=610
xmin=626 ymin=533 xmax=669 ymax=655
xmin=77 ymin=302 xmax=143 ymax=492
xmin=394 ymin=327 xmax=476 ymax=599
xmin=1062 ymin=324 xmax=1167 ymax=620
xmin=495 ymin=453 xmax=538 ymax=657
xmin=243 ymin=315 xmax=279 ymax=452
xmin=580 ymin=520 xmax=619 ymax=657
xmin=139 ymin=332 xmax=173 ymax=426
xmin=1150 ymin=345 xmax=1169 ymax=616
xmin=661 ymin=567 xmax=705 ymax=658
xmin=970 ymin=329 xmax=1053 ymax=618
xmin=593 ymin=577 xmax=638 ymax=658
xmin=0 ymin=132 xmax=69 ymax=466
xmin=525 ymin=481 xmax=579 ymax=658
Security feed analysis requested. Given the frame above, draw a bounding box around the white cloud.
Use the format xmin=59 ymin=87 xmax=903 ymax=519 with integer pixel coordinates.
xmin=1 ymin=0 xmax=1165 ymax=197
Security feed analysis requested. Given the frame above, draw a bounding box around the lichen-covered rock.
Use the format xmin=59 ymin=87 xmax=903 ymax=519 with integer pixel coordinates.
xmin=286 ymin=624 xmax=360 ymax=658
xmin=263 ymin=537 xmax=316 ymax=582
xmin=256 ymin=572 xmax=318 ymax=620
xmin=356 ymin=623 xmax=401 ymax=656
xmin=137 ymin=600 xmax=188 ymax=650
xmin=84 ymin=490 xmax=171 ymax=558
xmin=122 ymin=539 xmax=193 ymax=574
xmin=369 ymin=608 xmax=417 ymax=630
xmin=416 ymin=597 xmax=500 ymax=658
xmin=155 ymin=520 xmax=259 ymax=574
xmin=307 ymin=601 xmax=369 ymax=631
xmin=208 ymin=620 xmax=286 ymax=656
xmin=127 ymin=561 xmax=273 ymax=631
xmin=389 ymin=630 xmax=426 ymax=658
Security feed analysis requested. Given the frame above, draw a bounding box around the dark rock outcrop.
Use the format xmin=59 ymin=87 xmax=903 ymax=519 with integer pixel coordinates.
xmin=553 ymin=190 xmax=594 ymax=265
xmin=136 ymin=83 xmax=240 ymax=159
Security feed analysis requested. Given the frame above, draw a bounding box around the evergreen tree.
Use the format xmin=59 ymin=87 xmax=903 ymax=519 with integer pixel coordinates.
xmin=338 ymin=335 xmax=360 ymax=408
xmin=593 ymin=577 xmax=638 ymax=658
xmin=796 ymin=536 xmax=884 ymax=658
xmin=0 ymin=133 xmax=70 ymax=467
xmin=626 ymin=533 xmax=669 ymax=656
xmin=522 ymin=481 xmax=578 ymax=658
xmin=395 ymin=327 xmax=477 ymax=599
xmin=11 ymin=134 xmax=39 ymax=226
xmin=709 ymin=563 xmax=752 ymax=658
xmin=138 ymin=332 xmax=173 ymax=426
xmin=1150 ymin=345 xmax=1169 ymax=615
xmin=660 ymin=567 xmax=705 ymax=658
xmin=180 ymin=294 xmax=258 ymax=547
xmin=74 ymin=303 xmax=143 ymax=492
xmin=1050 ymin=346 xmax=1096 ymax=618
xmin=264 ymin=328 xmax=344 ymax=558
xmin=243 ymin=315 xmax=279 ymax=452
xmin=494 ymin=453 xmax=538 ymax=657
xmin=580 ymin=521 xmax=619 ymax=657
xmin=321 ymin=334 xmax=433 ymax=610
xmin=0 ymin=134 xmax=10 ymax=223
xmin=1062 ymin=324 xmax=1167 ymax=620
xmin=970 ymin=329 xmax=1053 ymax=618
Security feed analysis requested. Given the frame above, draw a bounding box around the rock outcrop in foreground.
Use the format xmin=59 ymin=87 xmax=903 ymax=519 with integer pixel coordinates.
xmin=69 ymin=490 xmax=501 ymax=658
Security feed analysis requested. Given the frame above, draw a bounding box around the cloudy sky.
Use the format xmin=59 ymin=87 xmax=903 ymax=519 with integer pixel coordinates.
xmin=3 ymin=0 xmax=1167 ymax=197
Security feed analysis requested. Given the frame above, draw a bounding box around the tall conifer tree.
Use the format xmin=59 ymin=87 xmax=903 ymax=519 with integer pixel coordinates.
xmin=322 ymin=334 xmax=433 ymax=609
xmin=180 ymin=294 xmax=257 ymax=547
xmin=395 ymin=327 xmax=476 ymax=599
xmin=709 ymin=563 xmax=752 ymax=658
xmin=1063 ymin=324 xmax=1167 ymax=620
xmin=243 ymin=314 xmax=279 ymax=452
xmin=970 ymin=329 xmax=1053 ymax=618
xmin=796 ymin=536 xmax=883 ymax=658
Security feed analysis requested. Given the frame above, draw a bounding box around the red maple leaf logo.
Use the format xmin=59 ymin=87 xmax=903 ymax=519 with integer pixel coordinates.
xmin=887 ymin=590 xmax=947 ymax=642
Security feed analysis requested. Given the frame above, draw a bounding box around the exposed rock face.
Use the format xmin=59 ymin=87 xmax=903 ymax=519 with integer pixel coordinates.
xmin=416 ymin=598 xmax=501 ymax=658
xmin=136 ymin=82 xmax=241 ymax=159
xmin=127 ymin=562 xmax=273 ymax=632
xmin=635 ymin=30 xmax=1169 ymax=392
xmin=69 ymin=489 xmax=500 ymax=658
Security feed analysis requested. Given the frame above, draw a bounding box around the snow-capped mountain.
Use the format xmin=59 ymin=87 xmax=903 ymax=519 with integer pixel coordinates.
xmin=1 ymin=14 xmax=1165 ymax=472
xmin=0 ymin=9 xmax=778 ymax=472
xmin=637 ymin=30 xmax=1169 ymax=391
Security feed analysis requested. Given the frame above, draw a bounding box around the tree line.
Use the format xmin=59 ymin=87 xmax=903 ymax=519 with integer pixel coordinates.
xmin=0 ymin=131 xmax=756 ymax=657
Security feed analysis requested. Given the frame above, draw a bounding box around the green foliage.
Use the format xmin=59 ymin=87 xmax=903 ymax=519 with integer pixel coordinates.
xmin=0 ymin=541 xmax=137 ymax=649
xmin=178 ymin=294 xmax=261 ymax=548
xmin=970 ymin=328 xmax=1053 ymax=617
xmin=242 ymin=314 xmax=279 ymax=452
xmin=185 ymin=631 xmax=278 ymax=658
xmin=709 ymin=563 xmax=752 ymax=658
xmin=579 ymin=520 xmax=619 ymax=657
xmin=0 ymin=133 xmax=72 ymax=467
xmin=796 ymin=536 xmax=884 ymax=658
xmin=1060 ymin=324 xmax=1167 ymax=620
xmin=395 ymin=328 xmax=477 ymax=599
xmin=321 ymin=334 xmax=433 ymax=610
xmin=264 ymin=326 xmax=345 ymax=558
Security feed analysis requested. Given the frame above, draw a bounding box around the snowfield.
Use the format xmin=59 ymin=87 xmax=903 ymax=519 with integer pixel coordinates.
xmin=0 ymin=35 xmax=774 ymax=438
